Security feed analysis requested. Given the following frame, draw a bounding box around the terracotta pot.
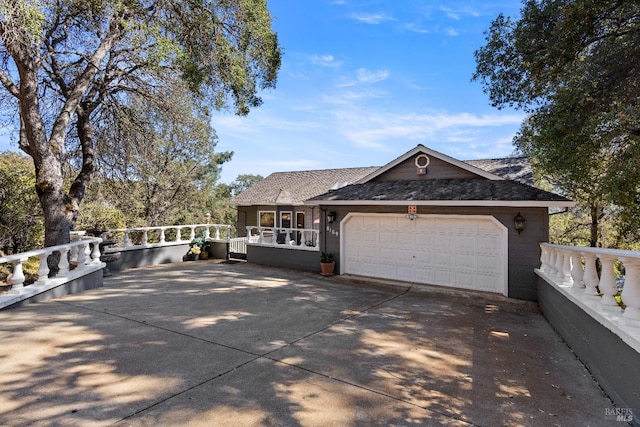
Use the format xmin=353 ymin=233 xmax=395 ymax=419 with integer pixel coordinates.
xmin=320 ymin=262 xmax=335 ymax=276
xmin=199 ymin=251 xmax=209 ymax=260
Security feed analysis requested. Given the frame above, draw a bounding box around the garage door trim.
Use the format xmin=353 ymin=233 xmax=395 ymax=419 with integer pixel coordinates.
xmin=339 ymin=213 xmax=509 ymax=296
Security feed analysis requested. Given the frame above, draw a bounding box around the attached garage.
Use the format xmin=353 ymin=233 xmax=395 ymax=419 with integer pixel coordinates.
xmin=341 ymin=213 xmax=508 ymax=295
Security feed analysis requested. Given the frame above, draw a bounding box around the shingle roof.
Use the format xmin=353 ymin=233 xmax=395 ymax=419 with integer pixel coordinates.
xmin=306 ymin=179 xmax=571 ymax=205
xmin=230 ymin=166 xmax=380 ymax=206
xmin=465 ymin=157 xmax=533 ymax=186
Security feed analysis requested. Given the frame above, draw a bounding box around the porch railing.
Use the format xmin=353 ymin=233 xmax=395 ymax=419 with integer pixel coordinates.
xmin=537 ymin=243 xmax=640 ymax=350
xmin=245 ymin=226 xmax=319 ymax=251
xmin=0 ymin=236 xmax=105 ymax=309
xmin=98 ymin=224 xmax=232 ymax=252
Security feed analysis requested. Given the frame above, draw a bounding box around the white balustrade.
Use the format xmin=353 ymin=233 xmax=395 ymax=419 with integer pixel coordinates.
xmin=0 ymin=237 xmax=104 ymax=304
xmin=101 ymin=224 xmax=232 ymax=252
xmin=245 ymin=226 xmax=320 ymax=251
xmin=539 ymin=243 xmax=640 ymax=321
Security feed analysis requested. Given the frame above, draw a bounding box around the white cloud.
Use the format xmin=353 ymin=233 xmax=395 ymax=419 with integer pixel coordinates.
xmin=309 ymin=54 xmax=343 ymax=68
xmin=331 ymin=110 xmax=524 ymax=154
xmin=442 ymin=27 xmax=460 ymax=37
xmin=439 ymin=6 xmax=481 ymax=20
xmin=404 ymin=22 xmax=430 ymax=34
xmin=356 ymin=68 xmax=389 ymax=84
xmin=337 ymin=68 xmax=390 ymax=88
xmin=350 ymin=13 xmax=395 ymax=24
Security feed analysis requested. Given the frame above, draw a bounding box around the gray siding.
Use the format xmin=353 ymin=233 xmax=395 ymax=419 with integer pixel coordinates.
xmin=373 ymin=156 xmax=481 ymax=182
xmin=247 ymin=246 xmax=320 ymax=272
xmin=319 ymin=205 xmax=548 ymax=301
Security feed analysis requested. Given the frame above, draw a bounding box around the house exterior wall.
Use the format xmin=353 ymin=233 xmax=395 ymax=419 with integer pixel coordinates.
xmin=247 ymin=245 xmax=320 ymax=272
xmin=319 ymin=205 xmax=548 ymax=301
xmin=236 ymin=205 xmax=319 ymax=237
xmin=373 ymin=156 xmax=481 ymax=182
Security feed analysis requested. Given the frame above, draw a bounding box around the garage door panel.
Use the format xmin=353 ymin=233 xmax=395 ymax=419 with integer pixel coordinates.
xmin=344 ymin=214 xmax=506 ymax=295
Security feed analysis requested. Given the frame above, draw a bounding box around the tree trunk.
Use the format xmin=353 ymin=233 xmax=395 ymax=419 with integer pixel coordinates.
xmin=589 ymin=204 xmax=600 ymax=247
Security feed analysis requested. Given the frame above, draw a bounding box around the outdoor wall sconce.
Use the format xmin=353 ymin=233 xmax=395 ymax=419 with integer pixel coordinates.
xmin=406 ymin=213 xmax=418 ymax=221
xmin=327 ymin=210 xmax=337 ymax=224
xmin=514 ymin=212 xmax=526 ymax=234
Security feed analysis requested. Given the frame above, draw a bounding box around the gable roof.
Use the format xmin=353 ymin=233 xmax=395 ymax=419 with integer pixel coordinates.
xmin=465 ymin=157 xmax=533 ymax=186
xmin=356 ymin=144 xmax=504 ymax=184
xmin=230 ymin=166 xmax=379 ymax=206
xmin=305 ymin=179 xmax=574 ymax=208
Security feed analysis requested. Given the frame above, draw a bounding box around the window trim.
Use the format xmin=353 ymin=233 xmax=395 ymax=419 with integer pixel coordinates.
xmin=258 ymin=210 xmax=276 ymax=228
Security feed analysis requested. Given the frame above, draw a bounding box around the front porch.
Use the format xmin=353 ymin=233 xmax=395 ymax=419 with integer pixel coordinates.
xmin=0 ymin=261 xmax=617 ymax=426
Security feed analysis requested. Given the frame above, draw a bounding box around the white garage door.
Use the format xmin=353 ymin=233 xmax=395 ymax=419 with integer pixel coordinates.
xmin=342 ymin=214 xmax=507 ymax=295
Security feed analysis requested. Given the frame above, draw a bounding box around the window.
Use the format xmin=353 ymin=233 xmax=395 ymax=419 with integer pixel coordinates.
xmin=280 ymin=211 xmax=292 ymax=228
xmin=259 ymin=211 xmax=275 ymax=227
xmin=296 ymin=212 xmax=305 ymax=229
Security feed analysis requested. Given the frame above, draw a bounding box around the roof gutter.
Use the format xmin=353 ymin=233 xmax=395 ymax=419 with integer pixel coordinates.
xmin=304 ymin=199 xmax=576 ymax=208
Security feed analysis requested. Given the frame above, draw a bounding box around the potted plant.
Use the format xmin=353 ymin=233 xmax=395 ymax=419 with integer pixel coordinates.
xmin=320 ymin=252 xmax=335 ymax=276
xmin=191 ymin=236 xmax=211 ymax=260
xmin=185 ymin=244 xmax=201 ymax=261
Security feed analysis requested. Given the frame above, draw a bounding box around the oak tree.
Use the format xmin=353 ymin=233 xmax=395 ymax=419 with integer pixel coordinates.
xmin=473 ymin=0 xmax=640 ymax=246
xmin=0 ymin=0 xmax=281 ymax=249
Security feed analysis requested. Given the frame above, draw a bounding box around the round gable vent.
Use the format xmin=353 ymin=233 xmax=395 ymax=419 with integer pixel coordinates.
xmin=415 ymin=154 xmax=430 ymax=175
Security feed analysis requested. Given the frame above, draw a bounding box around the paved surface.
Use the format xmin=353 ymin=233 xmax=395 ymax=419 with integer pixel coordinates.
xmin=0 ymin=261 xmax=617 ymax=426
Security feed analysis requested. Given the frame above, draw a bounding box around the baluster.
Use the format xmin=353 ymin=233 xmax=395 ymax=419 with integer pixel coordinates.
xmin=215 ymin=226 xmax=220 ymax=240
xmin=160 ymin=228 xmax=166 ymax=244
xmin=176 ymin=227 xmax=182 ymax=242
xmin=570 ymin=251 xmax=585 ymax=288
xmin=204 ymin=226 xmax=210 ymax=239
xmin=314 ymin=230 xmax=320 ymax=249
xmin=286 ymin=229 xmax=292 ymax=245
xmin=76 ymin=242 xmax=87 ymax=269
xmin=58 ymin=248 xmax=70 ymax=275
xmin=597 ymin=254 xmax=619 ymax=306
xmin=620 ymin=258 xmax=640 ymax=320
xmin=84 ymin=242 xmax=92 ymax=265
xmin=560 ymin=250 xmax=572 ymax=282
xmin=91 ymin=240 xmax=102 ymax=264
xmin=539 ymin=244 xmax=547 ymax=272
xmin=189 ymin=226 xmax=196 ymax=241
xmin=582 ymin=252 xmax=600 ymax=297
xmin=9 ymin=259 xmax=26 ymax=291
xmin=123 ymin=231 xmax=130 ymax=247
xmin=69 ymin=245 xmax=79 ymax=265
xmin=553 ymin=249 xmax=564 ymax=279
xmin=142 ymin=230 xmax=149 ymax=246
xmin=547 ymin=246 xmax=557 ymax=276
xmin=35 ymin=252 xmax=51 ymax=285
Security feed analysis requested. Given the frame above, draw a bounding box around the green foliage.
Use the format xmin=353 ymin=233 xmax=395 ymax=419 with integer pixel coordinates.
xmin=320 ymin=252 xmax=334 ymax=263
xmin=76 ymin=200 xmax=126 ymax=231
xmin=474 ymin=0 xmax=640 ymax=247
xmin=0 ymin=0 xmax=281 ymax=247
xmin=0 ymin=152 xmax=43 ymax=253
xmin=231 ymin=174 xmax=263 ymax=196
xmin=89 ymin=81 xmax=233 ymax=227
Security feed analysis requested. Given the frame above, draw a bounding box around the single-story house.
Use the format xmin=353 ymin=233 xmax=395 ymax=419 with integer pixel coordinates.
xmin=231 ymin=144 xmax=574 ymax=301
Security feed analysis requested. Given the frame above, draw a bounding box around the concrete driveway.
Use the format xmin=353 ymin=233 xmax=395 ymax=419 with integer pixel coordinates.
xmin=0 ymin=261 xmax=616 ymax=426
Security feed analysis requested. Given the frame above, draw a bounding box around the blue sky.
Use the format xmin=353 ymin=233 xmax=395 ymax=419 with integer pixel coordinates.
xmin=0 ymin=1 xmax=525 ymax=185
xmin=213 ymin=0 xmax=525 ymax=183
